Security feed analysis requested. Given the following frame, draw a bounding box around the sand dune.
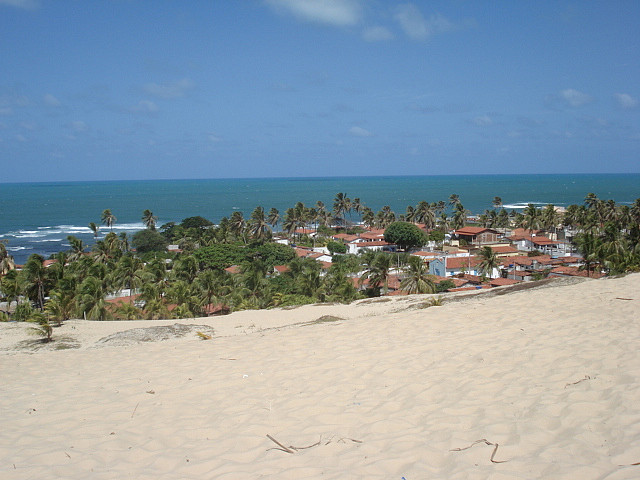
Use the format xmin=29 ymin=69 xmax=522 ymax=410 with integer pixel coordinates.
xmin=1 ymin=274 xmax=639 ymax=479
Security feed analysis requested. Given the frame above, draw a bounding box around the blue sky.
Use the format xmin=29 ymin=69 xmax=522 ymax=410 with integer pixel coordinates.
xmin=1 ymin=0 xmax=639 ymax=182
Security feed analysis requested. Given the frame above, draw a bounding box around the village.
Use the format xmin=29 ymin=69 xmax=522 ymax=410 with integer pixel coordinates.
xmin=225 ymin=220 xmax=599 ymax=297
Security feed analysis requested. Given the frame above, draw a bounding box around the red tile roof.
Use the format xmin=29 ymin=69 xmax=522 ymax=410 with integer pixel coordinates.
xmin=350 ymin=240 xmax=393 ymax=247
xmin=454 ymin=227 xmax=498 ymax=235
xmin=442 ymin=256 xmax=481 ymax=269
xmin=489 ymin=245 xmax=519 ymax=254
xmin=549 ymin=266 xmax=605 ymax=279
xmin=489 ymin=277 xmax=522 ymax=286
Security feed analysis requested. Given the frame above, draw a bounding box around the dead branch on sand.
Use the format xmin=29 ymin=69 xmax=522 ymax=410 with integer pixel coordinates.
xmin=266 ymin=434 xmax=362 ymax=454
xmin=450 ymin=438 xmax=507 ymax=463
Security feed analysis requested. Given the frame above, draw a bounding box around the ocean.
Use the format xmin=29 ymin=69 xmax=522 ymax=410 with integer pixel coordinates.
xmin=1 ymin=174 xmax=638 ymax=264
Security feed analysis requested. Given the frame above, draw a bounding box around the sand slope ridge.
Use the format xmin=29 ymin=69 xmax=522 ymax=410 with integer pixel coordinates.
xmin=1 ymin=273 xmax=639 ymax=479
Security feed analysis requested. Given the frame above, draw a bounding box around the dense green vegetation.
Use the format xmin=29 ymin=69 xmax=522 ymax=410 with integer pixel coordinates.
xmin=1 ymin=193 xmax=638 ymax=327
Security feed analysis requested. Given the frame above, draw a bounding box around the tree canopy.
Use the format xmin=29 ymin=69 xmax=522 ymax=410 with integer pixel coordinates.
xmin=383 ymin=222 xmax=427 ymax=251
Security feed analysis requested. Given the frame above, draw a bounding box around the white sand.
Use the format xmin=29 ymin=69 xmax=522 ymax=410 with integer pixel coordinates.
xmin=1 ymin=274 xmax=639 ymax=479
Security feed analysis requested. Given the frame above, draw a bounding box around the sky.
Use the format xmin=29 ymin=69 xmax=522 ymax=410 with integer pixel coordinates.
xmin=0 ymin=0 xmax=639 ymax=183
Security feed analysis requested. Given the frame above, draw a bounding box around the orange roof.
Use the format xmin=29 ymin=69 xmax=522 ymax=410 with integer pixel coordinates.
xmin=225 ymin=265 xmax=241 ymax=274
xmin=106 ymin=294 xmax=140 ymax=305
xmin=351 ymin=240 xmax=393 ymax=247
xmin=273 ymin=265 xmax=290 ymax=273
xmin=442 ymin=256 xmax=481 ymax=269
xmin=489 ymin=277 xmax=522 ymax=286
xmin=359 ymin=231 xmax=385 ymax=240
xmin=489 ymin=245 xmax=519 ymax=254
xmin=412 ymin=251 xmax=440 ymax=257
xmin=549 ymin=266 xmax=605 ymax=279
xmin=512 ymin=228 xmax=542 ymax=236
xmin=454 ymin=227 xmax=498 ymax=235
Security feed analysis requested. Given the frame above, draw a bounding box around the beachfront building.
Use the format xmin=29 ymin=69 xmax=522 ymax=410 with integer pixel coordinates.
xmin=428 ymin=255 xmax=500 ymax=279
xmin=453 ymin=227 xmax=502 ymax=246
xmin=346 ymin=239 xmax=397 ymax=255
xmin=508 ymin=232 xmax=569 ymax=257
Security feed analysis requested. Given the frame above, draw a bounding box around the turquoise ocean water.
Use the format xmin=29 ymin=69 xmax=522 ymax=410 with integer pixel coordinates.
xmin=1 ymin=174 xmax=638 ymax=264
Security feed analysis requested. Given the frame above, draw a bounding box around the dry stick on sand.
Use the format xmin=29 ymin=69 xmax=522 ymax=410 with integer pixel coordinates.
xmin=131 ymin=402 xmax=139 ymax=418
xmin=266 ymin=434 xmax=321 ymax=454
xmin=266 ymin=434 xmax=361 ymax=454
xmin=450 ymin=439 xmax=507 ymax=464
xmin=565 ymin=375 xmax=591 ymax=388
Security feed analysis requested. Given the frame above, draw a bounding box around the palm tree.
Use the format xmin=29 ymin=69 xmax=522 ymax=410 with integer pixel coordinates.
xmin=20 ymin=254 xmax=49 ymax=310
xmin=267 ymin=207 xmax=280 ymax=230
xmin=478 ymin=246 xmax=499 ymax=279
xmin=574 ymin=232 xmax=601 ymax=276
xmin=449 ymin=193 xmax=461 ymax=207
xmin=352 ymin=198 xmax=363 ymax=218
xmin=101 ymin=209 xmax=117 ymax=231
xmin=88 ymin=222 xmax=100 ymax=239
xmin=173 ymin=255 xmax=199 ymax=283
xmin=452 ymin=203 xmax=468 ymax=230
xmin=249 ymin=206 xmax=271 ymax=241
xmin=229 ymin=211 xmax=247 ymax=243
xmin=361 ymin=207 xmax=375 ymax=229
xmin=360 ymin=252 xmax=393 ymax=295
xmin=77 ymin=275 xmax=111 ymax=320
xmin=45 ymin=289 xmax=76 ymax=325
xmin=333 ymin=192 xmax=350 ymax=227
xmin=0 ymin=240 xmax=16 ymax=275
xmin=119 ymin=232 xmax=130 ymax=253
xmin=400 ymin=256 xmax=436 ymax=294
xmin=523 ymin=204 xmax=540 ymax=232
xmin=113 ymin=254 xmax=144 ymax=301
xmin=405 ymin=205 xmax=417 ymax=223
xmin=67 ymin=235 xmax=86 ymax=262
xmin=142 ymin=209 xmax=158 ymax=230
xmin=492 ymin=196 xmax=503 ymax=208
xmin=380 ymin=206 xmax=395 ymax=228
xmin=195 ymin=270 xmax=225 ymax=314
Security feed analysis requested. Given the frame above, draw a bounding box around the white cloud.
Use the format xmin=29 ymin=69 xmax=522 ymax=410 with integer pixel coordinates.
xmin=473 ymin=115 xmax=492 ymax=126
xmin=43 ymin=93 xmax=61 ymax=107
xmin=143 ymin=78 xmax=194 ymax=99
xmin=394 ymin=4 xmax=453 ymax=40
xmin=265 ymin=0 xmax=361 ymax=27
xmin=0 ymin=0 xmax=38 ymax=10
xmin=560 ymin=88 xmax=591 ymax=107
xmin=208 ymin=133 xmax=222 ymax=143
xmin=614 ymin=93 xmax=638 ymax=109
xmin=130 ymin=100 xmax=159 ymax=113
xmin=362 ymin=26 xmax=393 ymax=42
xmin=349 ymin=126 xmax=372 ymax=137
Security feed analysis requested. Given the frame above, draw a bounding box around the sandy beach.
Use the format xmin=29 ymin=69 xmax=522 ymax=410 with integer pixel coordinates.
xmin=1 ymin=274 xmax=639 ymax=479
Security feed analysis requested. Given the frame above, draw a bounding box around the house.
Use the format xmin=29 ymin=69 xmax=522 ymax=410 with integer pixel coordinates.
xmin=428 ymin=255 xmax=499 ymax=279
xmin=489 ymin=277 xmax=522 ymax=287
xmin=488 ymin=245 xmax=520 ymax=257
xmin=346 ymin=239 xmax=396 ymax=255
xmin=508 ymin=232 xmax=568 ymax=256
xmin=548 ymin=266 xmax=605 ymax=279
xmin=453 ymin=227 xmax=501 ymax=246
